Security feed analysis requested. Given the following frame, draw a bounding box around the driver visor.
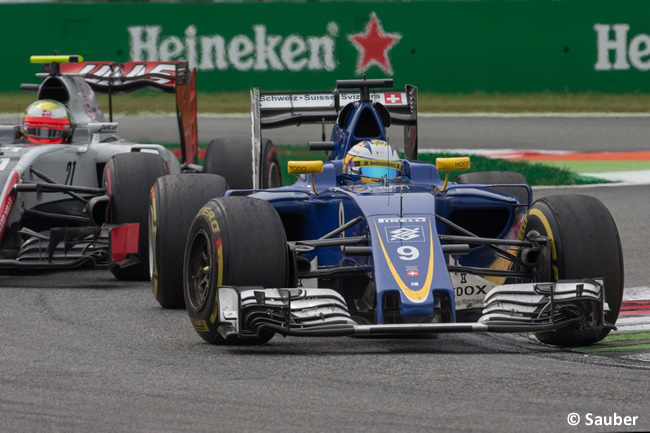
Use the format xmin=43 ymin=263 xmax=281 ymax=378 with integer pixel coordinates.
xmin=358 ymin=166 xmax=400 ymax=180
xmin=24 ymin=117 xmax=70 ymax=139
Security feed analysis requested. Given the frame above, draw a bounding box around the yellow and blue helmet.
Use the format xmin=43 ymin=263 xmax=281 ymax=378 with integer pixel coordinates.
xmin=344 ymin=139 xmax=402 ymax=183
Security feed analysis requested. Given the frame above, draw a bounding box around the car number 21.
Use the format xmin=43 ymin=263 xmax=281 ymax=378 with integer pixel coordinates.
xmin=397 ymin=246 xmax=419 ymax=261
xmin=65 ymin=161 xmax=76 ymax=185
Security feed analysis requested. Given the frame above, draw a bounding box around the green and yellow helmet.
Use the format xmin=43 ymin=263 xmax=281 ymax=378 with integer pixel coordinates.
xmin=343 ymin=139 xmax=402 ymax=183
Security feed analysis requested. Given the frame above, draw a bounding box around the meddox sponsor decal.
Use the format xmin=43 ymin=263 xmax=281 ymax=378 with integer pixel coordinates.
xmin=455 ymin=285 xmax=487 ymax=297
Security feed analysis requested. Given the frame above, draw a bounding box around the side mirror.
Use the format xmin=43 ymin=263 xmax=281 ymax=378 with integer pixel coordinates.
xmin=435 ymin=157 xmax=471 ymax=191
xmin=287 ymin=160 xmax=324 ymax=175
xmin=288 ymin=160 xmax=324 ymax=194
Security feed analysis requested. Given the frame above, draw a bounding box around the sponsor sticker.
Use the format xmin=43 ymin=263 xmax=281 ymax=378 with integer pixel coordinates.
xmin=385 ymin=225 xmax=425 ymax=242
xmin=259 ymin=91 xmax=407 ymax=109
xmin=384 ymin=92 xmax=402 ymax=104
xmin=406 ymin=266 xmax=419 ymax=277
xmin=377 ymin=217 xmax=426 ymax=224
xmin=450 ymin=272 xmax=496 ymax=310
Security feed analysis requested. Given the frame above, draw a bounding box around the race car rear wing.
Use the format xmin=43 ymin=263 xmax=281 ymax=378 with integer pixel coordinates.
xmin=24 ymin=56 xmax=198 ymax=164
xmin=250 ymin=80 xmax=418 ymax=188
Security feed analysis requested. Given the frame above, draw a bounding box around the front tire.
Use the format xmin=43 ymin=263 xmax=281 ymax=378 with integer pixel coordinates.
xmin=150 ymin=174 xmax=228 ymax=309
xmin=104 ymin=152 xmax=168 ymax=280
xmin=184 ymin=197 xmax=288 ymax=345
xmin=526 ymin=195 xmax=624 ymax=346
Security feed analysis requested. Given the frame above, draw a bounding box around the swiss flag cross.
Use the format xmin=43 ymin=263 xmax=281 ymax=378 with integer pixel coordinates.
xmin=384 ymin=92 xmax=402 ymax=104
xmin=406 ymin=270 xmax=419 ymax=277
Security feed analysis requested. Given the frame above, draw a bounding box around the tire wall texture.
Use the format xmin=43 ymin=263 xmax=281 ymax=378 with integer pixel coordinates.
xmin=104 ymin=152 xmax=169 ymax=280
xmin=151 ymin=173 xmax=228 ymax=308
xmin=184 ymin=196 xmax=287 ymax=344
xmin=527 ymin=195 xmax=624 ymax=326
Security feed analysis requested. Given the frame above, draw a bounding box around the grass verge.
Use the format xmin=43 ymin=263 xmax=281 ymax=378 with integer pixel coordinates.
xmin=275 ymin=145 xmax=611 ymax=186
xmin=162 ymin=142 xmax=612 ymax=187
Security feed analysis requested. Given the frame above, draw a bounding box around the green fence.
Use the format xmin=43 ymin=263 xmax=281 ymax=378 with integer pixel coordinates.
xmin=2 ymin=0 xmax=650 ymax=92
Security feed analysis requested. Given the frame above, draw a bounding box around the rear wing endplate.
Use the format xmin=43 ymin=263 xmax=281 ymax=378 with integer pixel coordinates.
xmin=250 ymin=83 xmax=418 ymax=188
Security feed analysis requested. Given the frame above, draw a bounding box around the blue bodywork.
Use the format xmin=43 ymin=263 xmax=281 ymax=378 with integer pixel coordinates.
xmin=243 ymin=79 xmax=529 ymax=325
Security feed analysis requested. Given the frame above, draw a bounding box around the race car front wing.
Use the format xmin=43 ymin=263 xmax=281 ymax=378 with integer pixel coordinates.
xmin=214 ymin=279 xmax=613 ymax=341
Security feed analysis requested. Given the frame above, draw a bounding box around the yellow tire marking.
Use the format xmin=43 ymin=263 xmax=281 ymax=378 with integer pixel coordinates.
xmin=191 ymin=318 xmax=210 ymax=333
xmin=529 ymin=208 xmax=559 ymax=280
xmin=207 ymin=208 xmax=223 ymax=325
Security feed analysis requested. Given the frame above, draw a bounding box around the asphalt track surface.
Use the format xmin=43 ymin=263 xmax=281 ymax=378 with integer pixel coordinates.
xmin=113 ymin=112 xmax=650 ymax=152
xmin=1 ymin=115 xmax=650 ymax=432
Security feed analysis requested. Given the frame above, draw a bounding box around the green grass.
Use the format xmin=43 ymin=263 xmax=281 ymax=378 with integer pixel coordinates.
xmin=572 ymin=331 xmax=650 ymax=355
xmin=3 ymin=91 xmax=650 ymax=114
xmin=159 ymin=142 xmax=609 ymax=186
xmin=275 ymin=145 xmax=611 ymax=187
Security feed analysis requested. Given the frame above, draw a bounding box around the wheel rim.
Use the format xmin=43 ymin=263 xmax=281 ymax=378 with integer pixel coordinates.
xmin=186 ymin=229 xmax=212 ymax=312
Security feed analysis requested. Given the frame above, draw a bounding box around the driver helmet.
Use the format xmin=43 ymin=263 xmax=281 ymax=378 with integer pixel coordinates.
xmin=23 ymin=100 xmax=72 ymax=144
xmin=344 ymin=139 xmax=402 ymax=184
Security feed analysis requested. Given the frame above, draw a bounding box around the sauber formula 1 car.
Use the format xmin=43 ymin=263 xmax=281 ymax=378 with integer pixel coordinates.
xmin=0 ymin=55 xmax=280 ymax=280
xmin=153 ymin=79 xmax=624 ymax=348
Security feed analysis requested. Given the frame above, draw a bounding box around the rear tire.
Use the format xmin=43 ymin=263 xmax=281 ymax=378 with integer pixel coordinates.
xmin=104 ymin=152 xmax=168 ymax=280
xmin=184 ymin=197 xmax=287 ymax=345
xmin=203 ymin=136 xmax=281 ymax=188
xmin=526 ymin=195 xmax=624 ymax=346
xmin=261 ymin=139 xmax=282 ymax=188
xmin=150 ymin=174 xmax=228 ymax=309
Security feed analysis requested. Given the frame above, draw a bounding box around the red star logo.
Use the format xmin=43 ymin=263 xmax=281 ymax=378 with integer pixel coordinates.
xmin=348 ymin=12 xmax=401 ymax=76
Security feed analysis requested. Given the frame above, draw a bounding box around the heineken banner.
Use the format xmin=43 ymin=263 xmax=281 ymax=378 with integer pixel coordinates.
xmin=2 ymin=0 xmax=650 ymax=93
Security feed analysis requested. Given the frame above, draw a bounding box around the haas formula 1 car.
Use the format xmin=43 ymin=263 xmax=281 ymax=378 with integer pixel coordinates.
xmin=151 ymin=78 xmax=623 ymax=348
xmin=0 ymin=55 xmax=280 ymax=280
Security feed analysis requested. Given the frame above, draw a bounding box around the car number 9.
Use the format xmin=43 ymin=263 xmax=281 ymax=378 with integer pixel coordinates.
xmin=397 ymin=246 xmax=419 ymax=261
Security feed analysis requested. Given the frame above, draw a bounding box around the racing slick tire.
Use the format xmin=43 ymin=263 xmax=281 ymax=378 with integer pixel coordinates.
xmin=104 ymin=152 xmax=168 ymax=281
xmin=150 ymin=174 xmax=228 ymax=309
xmin=260 ymin=139 xmax=282 ymax=189
xmin=203 ymin=136 xmax=282 ymax=189
xmin=184 ymin=197 xmax=288 ymax=345
xmin=525 ymin=194 xmax=624 ymax=347
xmin=455 ymin=171 xmax=530 ymax=204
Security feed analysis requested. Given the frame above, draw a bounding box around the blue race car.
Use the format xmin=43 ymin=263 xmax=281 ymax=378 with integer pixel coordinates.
xmin=151 ymin=79 xmax=624 ymax=348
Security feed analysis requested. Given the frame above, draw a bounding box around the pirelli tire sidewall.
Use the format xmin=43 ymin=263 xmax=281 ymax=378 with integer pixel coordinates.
xmin=184 ymin=197 xmax=288 ymax=345
xmin=150 ymin=173 xmax=228 ymax=309
xmin=525 ymin=194 xmax=624 ymax=346
xmin=184 ymin=210 xmax=224 ymax=344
